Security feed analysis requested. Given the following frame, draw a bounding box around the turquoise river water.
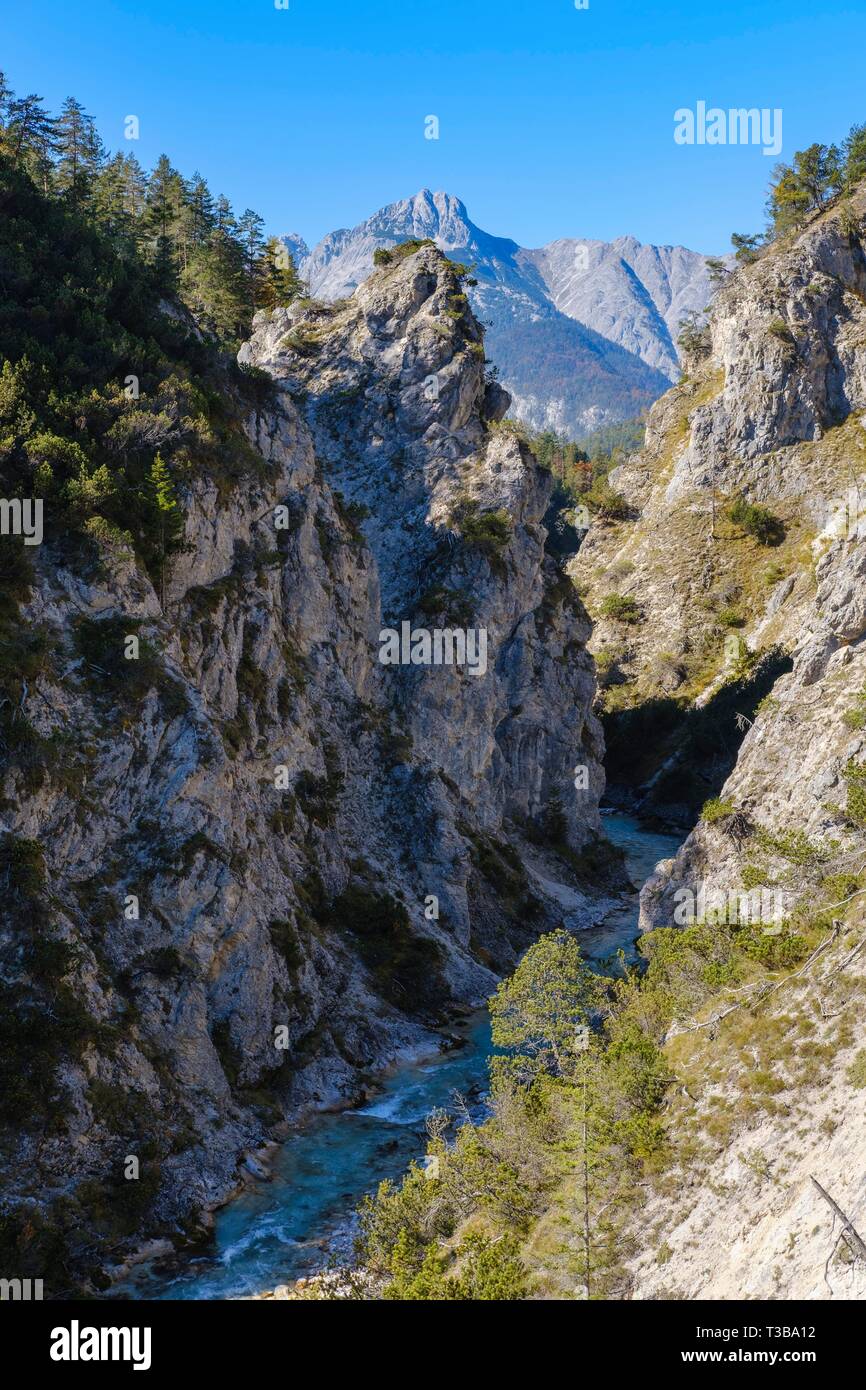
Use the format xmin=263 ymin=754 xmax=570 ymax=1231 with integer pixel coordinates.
xmin=116 ymin=810 xmax=680 ymax=1300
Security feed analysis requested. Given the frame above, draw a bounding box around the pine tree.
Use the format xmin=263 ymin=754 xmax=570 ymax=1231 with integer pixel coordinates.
xmin=187 ymin=173 xmax=216 ymax=247
xmin=0 ymin=70 xmax=14 ymax=151
xmin=181 ymin=228 xmax=248 ymax=343
xmin=489 ymin=929 xmax=605 ymax=1081
xmin=568 ymin=1044 xmax=618 ymax=1299
xmin=256 ymin=236 xmax=303 ymax=310
xmin=93 ymin=153 xmax=133 ymax=237
xmin=121 ymin=154 xmax=148 ymax=222
xmin=0 ymin=70 xmax=11 ymax=124
xmin=237 ymin=209 xmax=265 ymax=274
xmin=843 ymin=123 xmax=866 ymax=190
xmin=55 ymin=97 xmax=104 ymax=207
xmin=793 ymin=143 xmax=843 ymax=208
xmin=147 ymin=453 xmax=182 ymax=606
xmin=730 ymin=231 xmax=764 ymax=264
xmin=143 ymin=155 xmax=187 ymax=289
xmin=4 ymin=93 xmax=58 ymax=191
xmin=767 ymin=144 xmax=844 ymax=233
xmin=213 ymin=193 xmax=238 ymax=237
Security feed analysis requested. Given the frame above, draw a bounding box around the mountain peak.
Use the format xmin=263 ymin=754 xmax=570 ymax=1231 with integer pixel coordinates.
xmin=289 ymin=191 xmax=718 ymax=433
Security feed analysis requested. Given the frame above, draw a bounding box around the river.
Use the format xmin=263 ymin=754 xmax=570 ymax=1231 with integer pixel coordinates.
xmin=115 ymin=810 xmax=680 ymax=1300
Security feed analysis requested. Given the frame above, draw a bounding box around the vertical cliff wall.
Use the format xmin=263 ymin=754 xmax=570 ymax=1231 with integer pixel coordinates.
xmin=1 ymin=243 xmax=606 ymax=1287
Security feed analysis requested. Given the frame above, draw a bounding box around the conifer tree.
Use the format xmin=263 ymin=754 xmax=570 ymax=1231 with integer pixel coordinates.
xmin=146 ymin=452 xmax=182 ymax=606
xmin=181 ymin=223 xmax=248 ymax=342
xmin=187 ymin=173 xmax=216 ymax=247
xmin=143 ymin=155 xmax=187 ymax=289
xmin=256 ymin=236 xmax=303 ymax=310
xmin=237 ymin=208 xmax=265 ymax=274
xmin=3 ymin=92 xmax=58 ymax=191
xmin=93 ymin=152 xmax=134 ymax=237
xmin=843 ymin=123 xmax=866 ymax=190
xmin=55 ymin=97 xmax=104 ymax=207
xmin=767 ymin=144 xmax=844 ymax=233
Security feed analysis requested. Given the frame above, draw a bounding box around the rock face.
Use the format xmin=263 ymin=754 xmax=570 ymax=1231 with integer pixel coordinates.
xmin=521 ymin=234 xmax=719 ymax=381
xmin=574 ymin=185 xmax=866 ymax=1299
xmin=3 ymin=244 xmax=605 ymax=1283
xmin=286 ymin=189 xmax=718 ymax=437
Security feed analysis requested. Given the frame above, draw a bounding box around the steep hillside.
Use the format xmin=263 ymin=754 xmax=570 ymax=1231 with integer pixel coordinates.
xmin=570 ymin=181 xmax=866 ymax=1298
xmin=286 ymin=190 xmax=713 ymax=437
xmin=332 ymin=180 xmax=866 ymax=1308
xmin=0 ymin=174 xmax=611 ymax=1291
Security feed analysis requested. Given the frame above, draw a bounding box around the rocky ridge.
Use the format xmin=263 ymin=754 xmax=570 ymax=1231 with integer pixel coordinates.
xmin=285 ymin=189 xmax=718 ymax=436
xmin=2 ymin=243 xmax=609 ymax=1286
xmin=573 ymin=183 xmax=866 ymax=1299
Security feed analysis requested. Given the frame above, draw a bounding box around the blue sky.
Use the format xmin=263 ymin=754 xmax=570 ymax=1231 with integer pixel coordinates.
xmin=2 ymin=0 xmax=863 ymax=253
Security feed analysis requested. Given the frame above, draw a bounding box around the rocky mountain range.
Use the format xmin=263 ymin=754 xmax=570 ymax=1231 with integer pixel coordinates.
xmin=5 ymin=116 xmax=866 ymax=1302
xmin=283 ymin=190 xmax=719 ymax=439
xmin=3 ymin=238 xmax=614 ymax=1290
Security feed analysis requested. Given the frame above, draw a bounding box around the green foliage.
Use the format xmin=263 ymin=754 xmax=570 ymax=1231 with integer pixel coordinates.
xmin=489 ymin=930 xmax=605 ymax=1080
xmin=701 ymin=796 xmax=735 ymax=825
xmin=599 ymin=592 xmax=641 ymax=624
xmin=767 ymin=317 xmax=795 ymax=346
xmin=532 ymin=421 xmax=639 ymax=555
xmin=0 ymin=832 xmax=46 ymax=898
xmin=843 ymin=123 xmax=866 ymax=189
xmin=257 ymin=236 xmax=303 ymax=309
xmin=0 ymin=71 xmax=302 ymax=344
xmin=843 ymin=762 xmax=866 ymax=827
xmin=767 ymin=143 xmax=844 ymax=233
xmin=293 ymin=741 xmax=344 ymax=826
xmin=733 ymin=120 xmax=865 ymax=257
xmin=846 ymin=1050 xmax=866 ymax=1089
xmin=677 ymin=310 xmax=711 ymax=356
xmin=583 ymin=478 xmax=631 ymax=521
xmin=0 ymin=139 xmax=277 ymax=598
xmin=579 ymin=416 xmax=647 ymax=459
xmin=717 ymin=605 xmax=744 ymax=628
xmin=755 ymin=826 xmax=824 ymax=867
xmin=416 ymin=585 xmax=475 ymax=626
xmin=842 ymin=686 xmax=866 ymax=731
xmin=357 ymin=926 xmax=674 ymax=1298
xmin=74 ymin=616 xmax=188 ymax=721
xmin=0 ymin=832 xmax=107 ymax=1130
xmin=372 ymin=239 xmax=438 ymax=270
xmin=450 ymin=498 xmax=512 ymax=570
xmin=384 ymin=1232 xmax=528 ymax=1301
xmin=333 ymin=884 xmax=447 ymax=1014
xmin=727 ymin=495 xmax=786 ymax=546
xmin=730 ymin=232 xmax=764 ymax=264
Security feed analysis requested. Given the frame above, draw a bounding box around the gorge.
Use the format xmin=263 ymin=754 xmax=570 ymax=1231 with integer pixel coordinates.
xmin=2 ymin=98 xmax=866 ymax=1303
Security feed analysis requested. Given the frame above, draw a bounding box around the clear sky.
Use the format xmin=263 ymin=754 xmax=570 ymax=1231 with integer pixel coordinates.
xmin=2 ymin=0 xmax=863 ymax=254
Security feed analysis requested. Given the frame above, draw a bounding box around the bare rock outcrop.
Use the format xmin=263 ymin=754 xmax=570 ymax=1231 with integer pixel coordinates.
xmin=1 ymin=245 xmax=605 ymax=1286
xmin=572 ymin=186 xmax=866 ymax=1301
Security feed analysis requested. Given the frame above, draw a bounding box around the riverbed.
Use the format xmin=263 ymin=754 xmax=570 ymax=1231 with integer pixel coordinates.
xmin=116 ymin=810 xmax=680 ymax=1300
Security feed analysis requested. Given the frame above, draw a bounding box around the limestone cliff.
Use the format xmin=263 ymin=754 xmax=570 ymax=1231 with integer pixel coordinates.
xmin=574 ymin=185 xmax=866 ymax=1299
xmin=1 ymin=244 xmax=606 ymax=1289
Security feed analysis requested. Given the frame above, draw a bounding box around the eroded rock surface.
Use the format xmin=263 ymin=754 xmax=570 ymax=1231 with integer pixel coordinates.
xmin=2 ymin=245 xmax=606 ymax=1284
